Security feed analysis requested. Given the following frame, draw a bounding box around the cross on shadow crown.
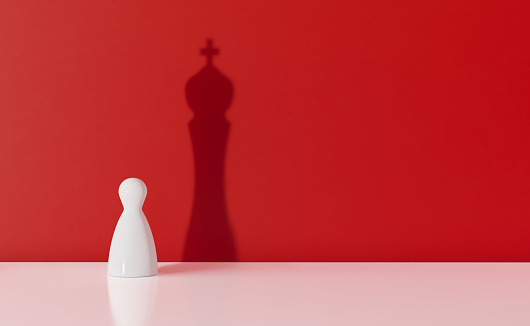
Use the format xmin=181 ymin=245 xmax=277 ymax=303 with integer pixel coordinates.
xmin=201 ymin=39 xmax=219 ymax=66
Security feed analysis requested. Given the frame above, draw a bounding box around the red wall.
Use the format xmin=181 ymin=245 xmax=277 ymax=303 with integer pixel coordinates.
xmin=1 ymin=0 xmax=529 ymax=261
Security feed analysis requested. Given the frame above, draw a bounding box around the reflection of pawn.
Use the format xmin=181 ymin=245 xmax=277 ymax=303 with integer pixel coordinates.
xmin=108 ymin=276 xmax=158 ymax=326
xmin=108 ymin=178 xmax=158 ymax=277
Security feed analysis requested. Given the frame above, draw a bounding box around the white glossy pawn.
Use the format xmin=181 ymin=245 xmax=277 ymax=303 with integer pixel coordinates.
xmin=108 ymin=178 xmax=158 ymax=277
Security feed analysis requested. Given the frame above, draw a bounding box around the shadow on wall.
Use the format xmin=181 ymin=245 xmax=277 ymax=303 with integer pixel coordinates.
xmin=182 ymin=39 xmax=238 ymax=261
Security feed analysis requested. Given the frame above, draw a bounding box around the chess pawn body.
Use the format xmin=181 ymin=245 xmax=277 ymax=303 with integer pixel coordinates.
xmin=108 ymin=178 xmax=158 ymax=277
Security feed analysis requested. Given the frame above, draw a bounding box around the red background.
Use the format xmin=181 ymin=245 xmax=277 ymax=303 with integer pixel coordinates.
xmin=0 ymin=0 xmax=529 ymax=261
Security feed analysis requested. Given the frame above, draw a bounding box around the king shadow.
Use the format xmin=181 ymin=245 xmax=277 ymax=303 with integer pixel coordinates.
xmin=182 ymin=39 xmax=238 ymax=262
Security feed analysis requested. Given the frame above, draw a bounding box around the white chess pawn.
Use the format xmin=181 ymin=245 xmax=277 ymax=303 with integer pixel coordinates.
xmin=108 ymin=178 xmax=158 ymax=277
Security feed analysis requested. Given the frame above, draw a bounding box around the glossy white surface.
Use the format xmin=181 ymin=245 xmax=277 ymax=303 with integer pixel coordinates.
xmin=0 ymin=262 xmax=529 ymax=325
xmin=108 ymin=178 xmax=158 ymax=277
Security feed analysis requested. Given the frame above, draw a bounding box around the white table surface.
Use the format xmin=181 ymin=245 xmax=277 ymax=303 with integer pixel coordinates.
xmin=0 ymin=262 xmax=529 ymax=325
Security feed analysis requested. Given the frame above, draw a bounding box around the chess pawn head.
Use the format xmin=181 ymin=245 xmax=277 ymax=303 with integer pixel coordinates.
xmin=119 ymin=178 xmax=147 ymax=210
xmin=108 ymin=178 xmax=158 ymax=278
